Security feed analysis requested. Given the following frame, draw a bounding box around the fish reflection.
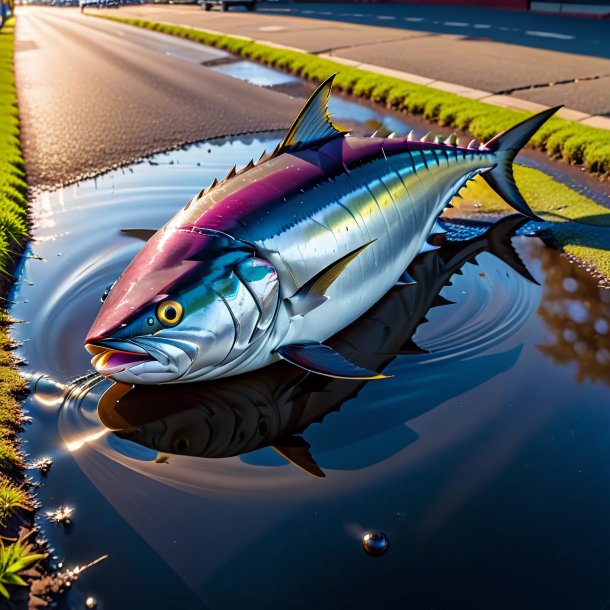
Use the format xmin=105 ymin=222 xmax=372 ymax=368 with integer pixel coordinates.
xmin=98 ymin=216 xmax=535 ymax=477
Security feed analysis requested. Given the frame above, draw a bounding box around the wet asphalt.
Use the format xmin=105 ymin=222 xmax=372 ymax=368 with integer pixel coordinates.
xmin=14 ymin=7 xmax=301 ymax=190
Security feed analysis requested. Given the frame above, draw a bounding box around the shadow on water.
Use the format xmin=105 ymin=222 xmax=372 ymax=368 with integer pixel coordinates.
xmin=10 ymin=135 xmax=610 ymax=610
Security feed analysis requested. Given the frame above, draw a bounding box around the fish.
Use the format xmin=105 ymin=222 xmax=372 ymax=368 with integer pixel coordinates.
xmin=84 ymin=74 xmax=558 ymax=384
xmin=98 ymin=216 xmax=535 ymax=476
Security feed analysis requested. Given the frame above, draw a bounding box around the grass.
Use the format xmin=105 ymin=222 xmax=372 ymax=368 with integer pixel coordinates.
xmin=0 ymin=480 xmax=31 ymax=528
xmin=0 ymin=17 xmax=28 ymax=281
xmin=0 ymin=15 xmax=35 ymax=556
xmin=0 ymin=309 xmax=29 ymax=487
xmin=94 ymin=14 xmax=610 ymax=179
xmin=0 ymin=15 xmax=29 ymax=476
xmin=0 ymin=530 xmax=45 ymax=599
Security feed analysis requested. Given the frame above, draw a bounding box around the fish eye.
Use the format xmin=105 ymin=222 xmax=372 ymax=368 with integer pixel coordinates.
xmin=172 ymin=435 xmax=190 ymax=453
xmin=157 ymin=300 xmax=183 ymax=327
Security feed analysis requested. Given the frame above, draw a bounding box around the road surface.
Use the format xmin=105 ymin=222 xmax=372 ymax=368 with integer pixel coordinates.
xmin=107 ymin=2 xmax=610 ymax=117
xmin=14 ymin=7 xmax=301 ymax=189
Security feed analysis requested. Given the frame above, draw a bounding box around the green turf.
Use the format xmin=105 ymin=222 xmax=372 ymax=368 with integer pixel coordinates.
xmin=0 ymin=19 xmax=33 ymax=532
xmin=95 ymin=14 xmax=610 ymax=179
xmin=0 ymin=18 xmax=28 ymax=276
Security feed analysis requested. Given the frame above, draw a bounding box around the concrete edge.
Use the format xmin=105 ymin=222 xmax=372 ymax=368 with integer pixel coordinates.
xmin=316 ymin=52 xmax=609 ymax=129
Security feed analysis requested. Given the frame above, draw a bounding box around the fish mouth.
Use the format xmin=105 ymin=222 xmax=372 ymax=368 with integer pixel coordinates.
xmin=85 ymin=340 xmax=155 ymax=376
xmin=85 ymin=337 xmax=196 ymax=384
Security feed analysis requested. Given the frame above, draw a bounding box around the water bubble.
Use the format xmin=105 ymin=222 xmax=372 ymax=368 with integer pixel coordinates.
xmin=85 ymin=597 xmax=97 ymax=609
xmin=362 ymin=530 xmax=389 ymax=556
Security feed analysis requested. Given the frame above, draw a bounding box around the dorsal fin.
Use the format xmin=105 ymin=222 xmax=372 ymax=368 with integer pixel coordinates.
xmin=273 ymin=74 xmax=346 ymax=158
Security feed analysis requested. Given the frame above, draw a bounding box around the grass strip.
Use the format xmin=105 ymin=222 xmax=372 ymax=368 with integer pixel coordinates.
xmin=0 ymin=19 xmax=28 ymax=270
xmin=0 ymin=17 xmax=34 ymax=529
xmin=95 ymin=14 xmax=610 ymax=179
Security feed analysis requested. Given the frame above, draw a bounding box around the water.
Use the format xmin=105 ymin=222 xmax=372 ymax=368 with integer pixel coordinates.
xmin=11 ymin=136 xmax=610 ymax=610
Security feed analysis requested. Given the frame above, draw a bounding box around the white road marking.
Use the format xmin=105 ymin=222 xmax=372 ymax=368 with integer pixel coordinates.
xmin=377 ymin=15 xmax=396 ymax=20
xmin=473 ymin=24 xmax=491 ymax=29
xmin=258 ymin=25 xmax=287 ymax=32
xmin=404 ymin=17 xmax=425 ymax=22
xmin=444 ymin=21 xmax=470 ymax=27
xmin=526 ymin=30 xmax=575 ymax=40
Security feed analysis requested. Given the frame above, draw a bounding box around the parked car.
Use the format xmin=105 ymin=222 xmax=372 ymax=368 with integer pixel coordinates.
xmin=201 ymin=0 xmax=256 ymax=11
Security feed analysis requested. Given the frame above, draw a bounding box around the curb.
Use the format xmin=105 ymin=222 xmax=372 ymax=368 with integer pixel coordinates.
xmin=310 ymin=53 xmax=610 ymax=131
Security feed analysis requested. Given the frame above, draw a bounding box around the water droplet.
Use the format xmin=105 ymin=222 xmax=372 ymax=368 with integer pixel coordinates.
xmin=362 ymin=530 xmax=389 ymax=556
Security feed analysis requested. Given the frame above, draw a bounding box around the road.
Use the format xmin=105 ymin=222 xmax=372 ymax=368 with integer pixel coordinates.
xmin=14 ymin=7 xmax=301 ymax=189
xmin=258 ymin=2 xmax=610 ymax=59
xmin=106 ymin=2 xmax=610 ymax=117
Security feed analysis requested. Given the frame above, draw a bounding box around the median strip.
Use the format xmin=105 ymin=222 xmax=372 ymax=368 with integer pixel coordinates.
xmin=94 ymin=14 xmax=610 ymax=179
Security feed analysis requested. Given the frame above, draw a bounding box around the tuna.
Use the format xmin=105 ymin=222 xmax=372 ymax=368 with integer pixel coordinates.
xmin=85 ymin=75 xmax=558 ymax=384
xmin=99 ymin=216 xmax=535 ymax=475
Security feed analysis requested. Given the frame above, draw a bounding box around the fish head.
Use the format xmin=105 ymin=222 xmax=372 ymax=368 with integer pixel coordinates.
xmin=85 ymin=226 xmax=270 ymax=384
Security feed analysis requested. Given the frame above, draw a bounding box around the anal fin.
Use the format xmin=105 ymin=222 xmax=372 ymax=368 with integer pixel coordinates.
xmin=276 ymin=342 xmax=389 ymax=380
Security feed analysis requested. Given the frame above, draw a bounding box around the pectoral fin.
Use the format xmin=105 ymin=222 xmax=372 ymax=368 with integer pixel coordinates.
xmin=121 ymin=229 xmax=157 ymax=242
xmin=273 ymin=436 xmax=325 ymax=478
xmin=276 ymin=342 xmax=389 ymax=380
xmin=287 ymin=241 xmax=373 ymax=316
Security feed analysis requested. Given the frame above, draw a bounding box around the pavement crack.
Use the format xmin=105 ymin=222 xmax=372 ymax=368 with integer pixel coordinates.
xmin=495 ymin=73 xmax=610 ymax=95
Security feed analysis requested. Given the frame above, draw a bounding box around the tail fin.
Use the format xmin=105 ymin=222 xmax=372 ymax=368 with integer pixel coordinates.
xmin=485 ymin=215 xmax=539 ymax=285
xmin=482 ymin=106 xmax=561 ymax=221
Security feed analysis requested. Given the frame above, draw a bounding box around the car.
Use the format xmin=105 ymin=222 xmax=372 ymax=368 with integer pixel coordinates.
xmin=201 ymin=0 xmax=256 ymax=11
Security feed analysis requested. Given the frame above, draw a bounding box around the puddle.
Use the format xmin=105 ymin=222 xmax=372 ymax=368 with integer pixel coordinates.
xmin=211 ymin=60 xmax=413 ymax=136
xmin=211 ymin=59 xmax=302 ymax=88
xmin=11 ymin=136 xmax=610 ymax=610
